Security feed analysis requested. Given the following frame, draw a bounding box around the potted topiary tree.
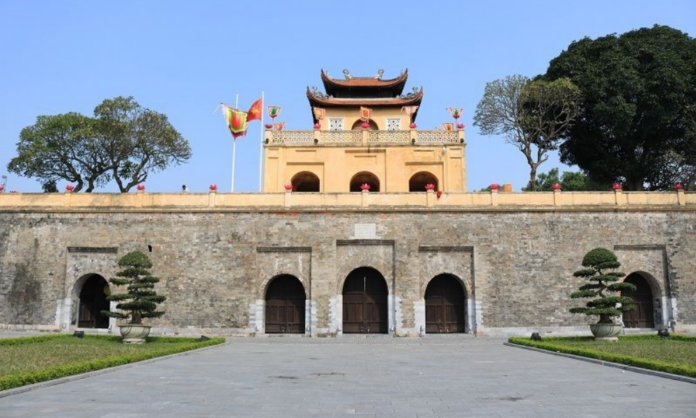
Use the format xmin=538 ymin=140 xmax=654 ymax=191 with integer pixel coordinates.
xmin=102 ymin=251 xmax=166 ymax=344
xmin=569 ymin=248 xmax=636 ymax=341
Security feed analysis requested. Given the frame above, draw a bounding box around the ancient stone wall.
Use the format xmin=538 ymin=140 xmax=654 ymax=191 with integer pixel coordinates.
xmin=0 ymin=209 xmax=694 ymax=336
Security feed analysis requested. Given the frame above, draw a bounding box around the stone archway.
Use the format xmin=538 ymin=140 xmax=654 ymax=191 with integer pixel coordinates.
xmin=424 ymin=274 xmax=466 ymax=334
xmin=409 ymin=171 xmax=439 ymax=192
xmin=264 ymin=274 xmax=306 ymax=334
xmin=75 ymin=274 xmax=110 ymax=329
xmin=350 ymin=172 xmax=380 ymax=192
xmin=623 ymin=272 xmax=656 ymax=328
xmin=291 ymin=171 xmax=320 ymax=192
xmin=351 ymin=119 xmax=379 ymax=130
xmin=342 ymin=267 xmax=388 ymax=334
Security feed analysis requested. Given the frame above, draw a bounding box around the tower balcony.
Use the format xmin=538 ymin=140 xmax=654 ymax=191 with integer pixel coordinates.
xmin=264 ymin=129 xmax=465 ymax=147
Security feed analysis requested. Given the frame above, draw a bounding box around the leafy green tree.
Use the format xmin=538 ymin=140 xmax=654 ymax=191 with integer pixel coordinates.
xmin=8 ymin=113 xmax=111 ymax=192
xmin=102 ymin=251 xmax=166 ymax=325
xmin=94 ymin=97 xmax=191 ymax=192
xmin=474 ymin=76 xmax=581 ymax=190
xmin=523 ymin=168 xmax=606 ymax=191
xmin=545 ymin=25 xmax=696 ymax=190
xmin=570 ymin=248 xmax=636 ymax=324
xmin=8 ymin=97 xmax=191 ymax=193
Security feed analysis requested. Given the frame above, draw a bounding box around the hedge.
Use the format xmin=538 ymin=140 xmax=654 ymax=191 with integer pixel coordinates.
xmin=508 ymin=336 xmax=696 ymax=379
xmin=0 ymin=333 xmax=68 ymax=346
xmin=0 ymin=335 xmax=225 ymax=391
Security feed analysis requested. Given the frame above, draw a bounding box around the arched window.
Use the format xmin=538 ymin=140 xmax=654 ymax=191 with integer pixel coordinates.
xmin=409 ymin=172 xmax=439 ymax=192
xmin=350 ymin=172 xmax=380 ymax=192
xmin=291 ymin=171 xmax=320 ymax=192
xmin=351 ymin=119 xmax=379 ymax=130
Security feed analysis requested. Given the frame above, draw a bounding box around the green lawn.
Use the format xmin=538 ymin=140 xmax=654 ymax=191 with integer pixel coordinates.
xmin=509 ymin=334 xmax=696 ymax=378
xmin=0 ymin=334 xmax=224 ymax=391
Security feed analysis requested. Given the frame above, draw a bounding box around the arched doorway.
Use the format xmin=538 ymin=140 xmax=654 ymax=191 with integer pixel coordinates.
xmin=623 ymin=273 xmax=655 ymax=328
xmin=425 ymin=274 xmax=466 ymax=333
xmin=350 ymin=172 xmax=380 ymax=192
xmin=409 ymin=172 xmax=439 ymax=192
xmin=291 ymin=171 xmax=320 ymax=192
xmin=351 ymin=119 xmax=379 ymax=130
xmin=265 ymin=275 xmax=306 ymax=333
xmin=342 ymin=267 xmax=388 ymax=334
xmin=77 ymin=274 xmax=110 ymax=329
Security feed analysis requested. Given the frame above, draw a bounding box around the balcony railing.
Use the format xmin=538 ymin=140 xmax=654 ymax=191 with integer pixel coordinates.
xmin=265 ymin=129 xmax=464 ymax=146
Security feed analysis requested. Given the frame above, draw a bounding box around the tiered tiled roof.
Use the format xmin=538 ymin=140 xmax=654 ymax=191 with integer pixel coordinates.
xmin=307 ymin=69 xmax=423 ymax=122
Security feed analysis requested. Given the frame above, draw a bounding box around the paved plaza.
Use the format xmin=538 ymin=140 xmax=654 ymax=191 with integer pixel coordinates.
xmin=0 ymin=335 xmax=694 ymax=417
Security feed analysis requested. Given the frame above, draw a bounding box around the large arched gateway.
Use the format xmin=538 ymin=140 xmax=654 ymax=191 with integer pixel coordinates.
xmin=623 ymin=273 xmax=655 ymax=328
xmin=425 ymin=274 xmax=466 ymax=333
xmin=77 ymin=274 xmax=110 ymax=329
xmin=265 ymin=275 xmax=306 ymax=333
xmin=342 ymin=267 xmax=388 ymax=334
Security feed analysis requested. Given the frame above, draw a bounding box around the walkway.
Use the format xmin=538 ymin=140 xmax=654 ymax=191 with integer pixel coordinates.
xmin=0 ymin=336 xmax=693 ymax=417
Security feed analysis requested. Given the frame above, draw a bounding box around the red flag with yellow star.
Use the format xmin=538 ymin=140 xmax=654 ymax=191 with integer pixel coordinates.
xmin=246 ymin=98 xmax=263 ymax=122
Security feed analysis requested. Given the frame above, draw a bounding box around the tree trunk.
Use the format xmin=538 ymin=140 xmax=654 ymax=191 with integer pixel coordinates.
xmin=625 ymin=176 xmax=644 ymax=191
xmin=529 ymin=165 xmax=538 ymax=191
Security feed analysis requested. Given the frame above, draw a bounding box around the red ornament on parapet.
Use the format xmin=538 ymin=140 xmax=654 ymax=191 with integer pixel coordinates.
xmin=552 ymin=183 xmax=562 ymax=191
xmin=65 ymin=184 xmax=75 ymax=192
xmin=489 ymin=183 xmax=500 ymax=191
xmin=137 ymin=184 xmax=145 ymax=191
xmin=209 ymin=184 xmax=218 ymax=191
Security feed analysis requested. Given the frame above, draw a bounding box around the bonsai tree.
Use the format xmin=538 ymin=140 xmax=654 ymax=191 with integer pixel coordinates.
xmin=570 ymin=248 xmax=636 ymax=324
xmin=102 ymin=251 xmax=165 ymax=325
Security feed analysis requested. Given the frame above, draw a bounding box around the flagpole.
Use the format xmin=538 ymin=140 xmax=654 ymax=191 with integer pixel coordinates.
xmin=231 ymin=93 xmax=239 ymax=193
xmin=259 ymin=91 xmax=264 ymax=192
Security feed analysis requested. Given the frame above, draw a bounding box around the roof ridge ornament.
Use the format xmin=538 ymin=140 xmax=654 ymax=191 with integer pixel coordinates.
xmin=310 ymin=86 xmax=328 ymax=99
xmin=400 ymin=87 xmax=421 ymax=99
xmin=373 ymin=69 xmax=384 ymax=80
xmin=343 ymin=69 xmax=353 ymax=80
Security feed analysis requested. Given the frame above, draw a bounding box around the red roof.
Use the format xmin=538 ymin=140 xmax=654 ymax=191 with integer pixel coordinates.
xmin=321 ymin=69 xmax=408 ymax=96
xmin=306 ymin=87 xmax=423 ymax=122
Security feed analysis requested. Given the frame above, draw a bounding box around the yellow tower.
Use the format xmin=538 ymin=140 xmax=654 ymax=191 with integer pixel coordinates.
xmin=263 ymin=69 xmax=466 ymax=193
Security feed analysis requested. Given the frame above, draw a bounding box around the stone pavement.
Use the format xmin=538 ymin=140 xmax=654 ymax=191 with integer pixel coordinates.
xmin=0 ymin=336 xmax=694 ymax=418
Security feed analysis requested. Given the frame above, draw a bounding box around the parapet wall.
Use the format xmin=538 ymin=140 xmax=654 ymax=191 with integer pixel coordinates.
xmin=0 ymin=190 xmax=692 ymax=211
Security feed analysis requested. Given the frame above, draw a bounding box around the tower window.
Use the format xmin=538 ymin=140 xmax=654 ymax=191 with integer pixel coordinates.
xmin=386 ymin=118 xmax=401 ymax=131
xmin=329 ymin=118 xmax=344 ymax=131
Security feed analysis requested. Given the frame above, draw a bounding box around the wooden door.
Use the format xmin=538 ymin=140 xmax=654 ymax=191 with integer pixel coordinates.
xmin=78 ymin=275 xmax=110 ymax=329
xmin=265 ymin=275 xmax=306 ymax=333
xmin=343 ymin=268 xmax=388 ymax=334
xmin=425 ymin=275 xmax=466 ymax=333
xmin=623 ymin=274 xmax=655 ymax=328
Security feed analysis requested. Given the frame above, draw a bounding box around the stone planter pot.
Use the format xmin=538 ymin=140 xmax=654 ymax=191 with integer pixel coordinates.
xmin=590 ymin=323 xmax=622 ymax=341
xmin=118 ymin=324 xmax=151 ymax=344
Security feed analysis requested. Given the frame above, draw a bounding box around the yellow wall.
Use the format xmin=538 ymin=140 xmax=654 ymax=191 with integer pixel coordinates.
xmin=264 ymin=143 xmax=466 ymax=193
xmin=320 ymin=107 xmax=410 ymax=130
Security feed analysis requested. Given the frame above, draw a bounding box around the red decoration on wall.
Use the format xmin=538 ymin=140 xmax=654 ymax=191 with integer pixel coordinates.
xmin=436 ymin=190 xmax=442 ymax=199
xmin=361 ymin=122 xmax=370 ymax=129
xmin=490 ymin=183 xmax=499 ymax=190
xmin=264 ymin=123 xmax=273 ymax=129
xmin=612 ymin=183 xmax=622 ymax=191
xmin=209 ymin=184 xmax=218 ymax=191
xmin=425 ymin=183 xmax=435 ymax=191
xmin=0 ymin=185 xmax=4 ymax=192
xmin=552 ymin=183 xmax=562 ymax=191
xmin=360 ymin=183 xmax=371 ymax=191
xmin=409 ymin=122 xmax=417 ymax=129
xmin=314 ymin=123 xmax=321 ymax=130
xmin=137 ymin=184 xmax=145 ymax=191
xmin=284 ymin=183 xmax=293 ymax=191
xmin=674 ymin=182 xmax=684 ymax=190
xmin=457 ymin=123 xmax=465 ymax=130
xmin=65 ymin=184 xmax=75 ymax=192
